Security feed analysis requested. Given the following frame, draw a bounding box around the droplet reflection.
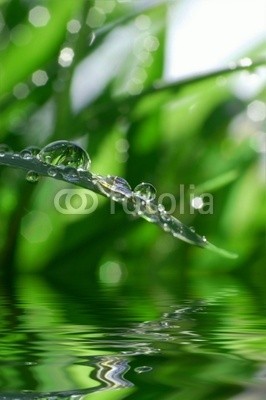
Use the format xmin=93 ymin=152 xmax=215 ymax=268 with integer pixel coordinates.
xmin=134 ymin=183 xmax=156 ymax=202
xmin=26 ymin=171 xmax=40 ymax=183
xmin=38 ymin=140 xmax=91 ymax=170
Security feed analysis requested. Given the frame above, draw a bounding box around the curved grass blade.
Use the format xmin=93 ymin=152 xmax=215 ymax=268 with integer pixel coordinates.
xmin=77 ymin=58 xmax=266 ymax=125
xmin=0 ymin=147 xmax=238 ymax=259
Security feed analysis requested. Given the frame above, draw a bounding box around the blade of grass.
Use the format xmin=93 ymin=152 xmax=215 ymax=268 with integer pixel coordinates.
xmin=0 ymin=150 xmax=238 ymax=259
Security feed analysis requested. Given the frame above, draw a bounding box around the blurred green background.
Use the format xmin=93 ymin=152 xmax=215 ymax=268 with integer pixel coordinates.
xmin=0 ymin=0 xmax=266 ymax=398
xmin=0 ymin=0 xmax=265 ymax=279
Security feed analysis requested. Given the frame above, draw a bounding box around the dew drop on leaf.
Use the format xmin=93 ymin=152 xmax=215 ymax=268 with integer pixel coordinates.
xmin=26 ymin=171 xmax=39 ymax=183
xmin=0 ymin=144 xmax=11 ymax=157
xmin=38 ymin=140 xmax=91 ymax=170
xmin=20 ymin=150 xmax=33 ymax=160
xmin=48 ymin=167 xmax=57 ymax=177
xmin=158 ymin=203 xmax=165 ymax=212
xmin=20 ymin=146 xmax=40 ymax=159
xmin=97 ymin=175 xmax=132 ymax=200
xmin=62 ymin=166 xmax=79 ymax=181
xmin=27 ymin=146 xmax=40 ymax=156
xmin=134 ymin=182 xmax=156 ymax=201
xmin=163 ymin=223 xmax=170 ymax=232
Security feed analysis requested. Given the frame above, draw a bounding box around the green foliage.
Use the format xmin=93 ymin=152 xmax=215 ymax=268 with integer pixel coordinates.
xmin=0 ymin=0 xmax=265 ymax=278
xmin=0 ymin=1 xmax=266 ymax=398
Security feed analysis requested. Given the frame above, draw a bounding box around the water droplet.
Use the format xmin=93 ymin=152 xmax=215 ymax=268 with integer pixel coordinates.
xmin=158 ymin=203 xmax=165 ymax=212
xmin=20 ymin=146 xmax=40 ymax=159
xmin=138 ymin=201 xmax=159 ymax=223
xmin=202 ymin=236 xmax=207 ymax=242
xmin=134 ymin=366 xmax=152 ymax=374
xmin=27 ymin=146 xmax=41 ymax=156
xmin=26 ymin=171 xmax=39 ymax=183
xmin=20 ymin=149 xmax=33 ymax=159
xmin=134 ymin=182 xmax=156 ymax=201
xmin=160 ymin=212 xmax=171 ymax=222
xmin=163 ymin=223 xmax=170 ymax=232
xmin=190 ymin=226 xmax=195 ymax=233
xmin=97 ymin=175 xmax=132 ymax=200
xmin=48 ymin=167 xmax=57 ymax=177
xmin=62 ymin=166 xmax=79 ymax=181
xmin=112 ymin=176 xmax=132 ymax=194
xmin=0 ymin=144 xmax=11 ymax=157
xmin=38 ymin=140 xmax=91 ymax=170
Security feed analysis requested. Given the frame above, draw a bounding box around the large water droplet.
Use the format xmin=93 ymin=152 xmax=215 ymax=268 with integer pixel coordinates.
xmin=134 ymin=182 xmax=156 ymax=201
xmin=38 ymin=140 xmax=91 ymax=170
xmin=26 ymin=171 xmax=39 ymax=183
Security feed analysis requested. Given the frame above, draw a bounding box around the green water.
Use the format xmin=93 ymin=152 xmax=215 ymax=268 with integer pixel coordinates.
xmin=0 ymin=274 xmax=266 ymax=400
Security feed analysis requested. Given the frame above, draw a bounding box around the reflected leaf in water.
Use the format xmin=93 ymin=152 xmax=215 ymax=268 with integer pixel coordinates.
xmin=1 ymin=275 xmax=266 ymax=400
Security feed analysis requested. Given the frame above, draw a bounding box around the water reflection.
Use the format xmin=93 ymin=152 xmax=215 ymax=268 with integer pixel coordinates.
xmin=0 ymin=274 xmax=266 ymax=399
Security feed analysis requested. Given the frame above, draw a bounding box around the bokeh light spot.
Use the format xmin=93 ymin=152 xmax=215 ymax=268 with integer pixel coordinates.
xmin=247 ymin=100 xmax=266 ymax=122
xmin=58 ymin=47 xmax=75 ymax=67
xmin=191 ymin=197 xmax=204 ymax=210
xmin=21 ymin=211 xmax=53 ymax=243
xmin=28 ymin=6 xmax=51 ymax=28
xmin=13 ymin=83 xmax=30 ymax=99
xmin=67 ymin=19 xmax=81 ymax=34
xmin=86 ymin=7 xmax=106 ymax=28
xmin=32 ymin=70 xmax=49 ymax=87
xmin=135 ymin=15 xmax=151 ymax=30
xmin=143 ymin=36 xmax=160 ymax=52
xmin=99 ymin=261 xmax=123 ymax=284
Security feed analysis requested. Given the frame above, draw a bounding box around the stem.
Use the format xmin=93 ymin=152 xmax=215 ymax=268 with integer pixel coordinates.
xmin=0 ymin=151 xmax=238 ymax=258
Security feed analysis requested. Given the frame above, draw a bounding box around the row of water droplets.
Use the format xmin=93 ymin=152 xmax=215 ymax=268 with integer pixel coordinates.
xmin=92 ymin=163 xmax=205 ymax=246
xmin=0 ymin=140 xmax=207 ymax=247
xmin=1 ymin=141 xmax=90 ymax=183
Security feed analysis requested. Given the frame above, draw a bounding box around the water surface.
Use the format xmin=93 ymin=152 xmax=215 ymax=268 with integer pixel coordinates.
xmin=0 ymin=275 xmax=266 ymax=400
